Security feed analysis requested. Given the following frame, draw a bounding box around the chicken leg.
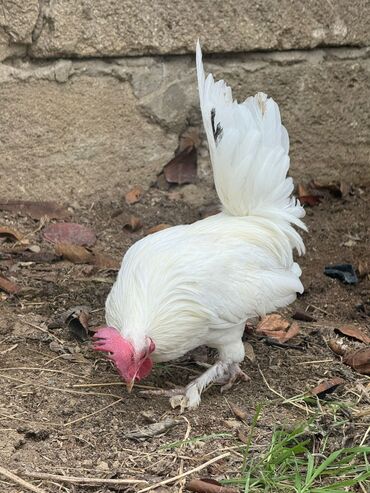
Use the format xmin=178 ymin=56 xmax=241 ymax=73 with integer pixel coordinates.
xmin=170 ymin=361 xmax=249 ymax=411
xmin=142 ymin=360 xmax=249 ymax=411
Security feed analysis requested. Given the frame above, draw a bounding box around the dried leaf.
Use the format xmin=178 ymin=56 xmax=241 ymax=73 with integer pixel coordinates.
xmin=335 ymin=325 xmax=370 ymax=344
xmin=297 ymin=184 xmax=321 ymax=206
xmin=282 ymin=322 xmax=300 ymax=342
xmin=54 ymin=243 xmax=119 ymax=270
xmin=0 ymin=226 xmax=24 ymax=243
xmin=256 ymin=315 xmax=300 ymax=343
xmin=93 ymin=253 xmax=120 ymax=270
xmin=146 ymin=224 xmax=171 ymax=235
xmin=292 ymin=310 xmax=316 ymax=322
xmin=124 ymin=418 xmax=181 ymax=440
xmin=237 ymin=428 xmax=249 ymax=444
xmin=44 ymin=223 xmax=96 ymax=246
xmin=66 ymin=306 xmax=90 ymax=341
xmin=229 ymin=402 xmax=248 ymax=421
xmin=163 ymin=129 xmax=198 ymax=186
xmin=125 ymin=186 xmax=144 ymax=205
xmin=55 ymin=243 xmax=92 ymax=264
xmin=343 ymin=348 xmax=370 ymax=375
xmin=310 ymin=377 xmax=346 ymax=399
xmin=243 ymin=341 xmax=256 ymax=363
xmin=328 ymin=338 xmax=347 ymax=356
xmin=187 ymin=479 xmax=238 ymax=493
xmin=358 ymin=260 xmax=369 ymax=279
xmin=311 ymin=180 xmax=351 ymax=198
xmin=0 ymin=200 xmax=69 ymax=220
xmin=257 ymin=314 xmax=290 ymax=333
xmin=122 ymin=215 xmax=142 ymax=232
xmin=179 ymin=127 xmax=201 ymax=152
xmin=163 ymin=147 xmax=197 ymax=185
xmin=0 ymin=275 xmax=20 ymax=294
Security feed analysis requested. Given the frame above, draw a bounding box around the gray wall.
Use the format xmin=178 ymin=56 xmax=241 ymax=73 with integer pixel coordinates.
xmin=1 ymin=1 xmax=369 ymax=201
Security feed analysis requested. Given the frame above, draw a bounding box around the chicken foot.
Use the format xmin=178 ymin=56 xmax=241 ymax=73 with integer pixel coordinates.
xmin=142 ymin=361 xmax=249 ymax=411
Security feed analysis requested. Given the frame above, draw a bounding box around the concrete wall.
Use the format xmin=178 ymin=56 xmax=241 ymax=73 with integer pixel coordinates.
xmin=1 ymin=1 xmax=369 ymax=202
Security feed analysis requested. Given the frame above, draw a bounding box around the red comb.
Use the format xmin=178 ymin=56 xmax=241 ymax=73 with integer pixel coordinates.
xmin=93 ymin=326 xmax=133 ymax=363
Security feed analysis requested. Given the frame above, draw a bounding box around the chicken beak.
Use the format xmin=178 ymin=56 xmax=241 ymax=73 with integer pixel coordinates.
xmin=126 ymin=380 xmax=135 ymax=393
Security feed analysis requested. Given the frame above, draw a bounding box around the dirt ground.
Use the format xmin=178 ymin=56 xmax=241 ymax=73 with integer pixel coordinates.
xmin=0 ymin=179 xmax=369 ymax=493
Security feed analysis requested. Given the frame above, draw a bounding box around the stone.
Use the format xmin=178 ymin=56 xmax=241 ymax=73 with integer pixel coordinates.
xmin=0 ymin=60 xmax=177 ymax=201
xmin=0 ymin=47 xmax=369 ymax=203
xmin=28 ymin=1 xmax=370 ymax=59
xmin=0 ymin=0 xmax=39 ymax=61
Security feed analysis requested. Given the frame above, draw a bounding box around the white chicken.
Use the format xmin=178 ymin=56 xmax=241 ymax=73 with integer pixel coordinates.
xmin=93 ymin=41 xmax=306 ymax=410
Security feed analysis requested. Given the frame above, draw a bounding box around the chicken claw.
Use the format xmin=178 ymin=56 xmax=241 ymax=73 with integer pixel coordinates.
xmin=220 ymin=364 xmax=250 ymax=393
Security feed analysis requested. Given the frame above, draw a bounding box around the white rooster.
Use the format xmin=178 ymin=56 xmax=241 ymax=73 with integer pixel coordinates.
xmin=93 ymin=41 xmax=306 ymax=410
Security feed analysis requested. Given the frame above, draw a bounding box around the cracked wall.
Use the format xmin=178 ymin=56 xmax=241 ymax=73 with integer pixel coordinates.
xmin=0 ymin=1 xmax=369 ymax=202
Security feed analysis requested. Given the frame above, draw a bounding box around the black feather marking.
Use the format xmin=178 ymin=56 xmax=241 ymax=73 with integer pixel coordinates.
xmin=211 ymin=108 xmax=223 ymax=145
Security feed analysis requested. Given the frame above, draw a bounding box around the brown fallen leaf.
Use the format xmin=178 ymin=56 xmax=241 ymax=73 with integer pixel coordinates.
xmin=0 ymin=275 xmax=20 ymax=294
xmin=283 ymin=322 xmax=300 ymax=342
xmin=179 ymin=127 xmax=201 ymax=151
xmin=164 ymin=146 xmax=197 ymax=185
xmin=357 ymin=260 xmax=369 ymax=279
xmin=55 ymin=243 xmax=92 ymax=264
xmin=125 ymin=186 xmax=144 ymax=205
xmin=65 ymin=306 xmax=90 ymax=341
xmin=92 ymin=253 xmax=120 ymax=270
xmin=335 ymin=325 xmax=370 ymax=344
xmin=310 ymin=377 xmax=346 ymax=399
xmin=187 ymin=479 xmax=238 ymax=493
xmin=257 ymin=314 xmax=290 ymax=333
xmin=1 ymin=249 xmax=59 ymax=264
xmin=256 ymin=314 xmax=300 ymax=343
xmin=44 ymin=223 xmax=96 ymax=246
xmin=229 ymin=402 xmax=248 ymax=421
xmin=243 ymin=341 xmax=256 ymax=363
xmin=297 ymin=184 xmax=321 ymax=206
xmin=237 ymin=428 xmax=249 ymax=444
xmin=343 ymin=348 xmax=370 ymax=375
xmin=122 ymin=215 xmax=142 ymax=232
xmin=0 ymin=200 xmax=69 ymax=220
xmin=55 ymin=243 xmax=119 ymax=270
xmin=311 ymin=180 xmax=351 ymax=198
xmin=327 ymin=338 xmax=347 ymax=356
xmin=124 ymin=418 xmax=181 ymax=440
xmin=292 ymin=310 xmax=316 ymax=322
xmin=0 ymin=226 xmax=24 ymax=243
xmin=163 ymin=128 xmax=199 ymax=185
xmin=146 ymin=224 xmax=171 ymax=235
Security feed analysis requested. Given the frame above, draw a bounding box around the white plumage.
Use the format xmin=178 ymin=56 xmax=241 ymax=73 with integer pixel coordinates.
xmin=104 ymin=41 xmax=306 ymax=409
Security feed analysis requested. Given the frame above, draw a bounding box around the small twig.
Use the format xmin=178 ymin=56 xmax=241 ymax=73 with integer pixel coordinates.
xmin=72 ymin=381 xmax=159 ymax=390
xmin=24 ymin=472 xmax=147 ymax=486
xmin=177 ymin=416 xmax=192 ymax=493
xmin=0 ymin=466 xmax=47 ymax=493
xmin=0 ymin=374 xmax=123 ymax=399
xmin=63 ymin=398 xmax=123 ymax=427
xmin=0 ymin=367 xmax=85 ymax=379
xmin=137 ymin=452 xmax=230 ymax=493
xmin=0 ymin=344 xmax=18 ymax=355
xmin=308 ymin=304 xmax=330 ymax=315
xmin=16 ymin=318 xmax=64 ymax=344
xmin=261 ymin=337 xmax=305 ymax=351
xmin=296 ymin=359 xmax=334 ymax=365
xmin=359 ymin=425 xmax=370 ymax=446
xmin=258 ymin=366 xmax=313 ymax=414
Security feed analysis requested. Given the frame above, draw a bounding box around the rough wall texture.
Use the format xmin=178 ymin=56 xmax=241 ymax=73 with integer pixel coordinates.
xmin=0 ymin=1 xmax=369 ymax=202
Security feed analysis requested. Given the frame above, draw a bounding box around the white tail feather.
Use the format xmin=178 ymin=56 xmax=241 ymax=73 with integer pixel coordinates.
xmin=196 ymin=41 xmax=305 ymax=237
